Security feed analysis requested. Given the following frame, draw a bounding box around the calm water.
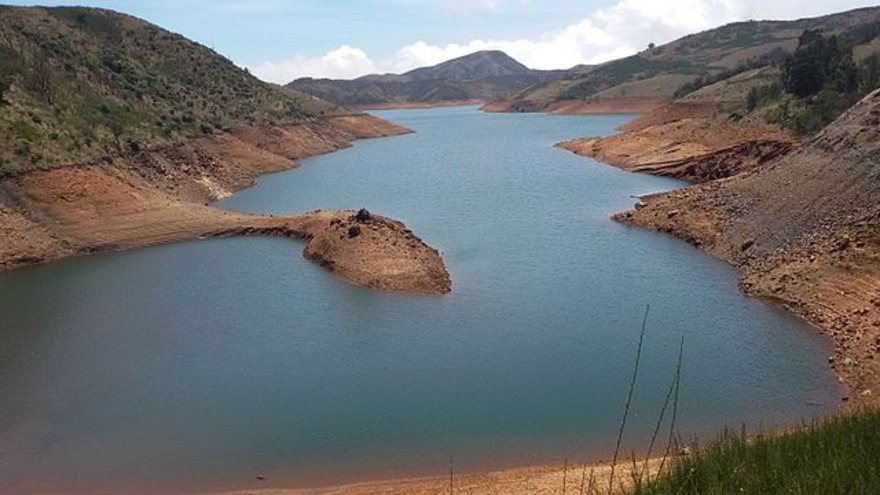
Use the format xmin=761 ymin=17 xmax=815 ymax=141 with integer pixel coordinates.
xmin=0 ymin=107 xmax=841 ymax=494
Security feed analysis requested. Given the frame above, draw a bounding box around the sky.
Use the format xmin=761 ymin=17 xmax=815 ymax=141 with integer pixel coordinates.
xmin=5 ymin=1 xmax=879 ymax=83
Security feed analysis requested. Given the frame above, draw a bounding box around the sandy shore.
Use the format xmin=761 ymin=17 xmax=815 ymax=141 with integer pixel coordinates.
xmin=189 ymin=458 xmax=665 ymax=495
xmin=0 ymin=115 xmax=450 ymax=295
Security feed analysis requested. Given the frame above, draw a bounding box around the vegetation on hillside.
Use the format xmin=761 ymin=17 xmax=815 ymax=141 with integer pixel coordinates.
xmin=558 ymin=56 xmax=697 ymax=100
xmin=744 ymin=27 xmax=880 ymax=133
xmin=503 ymin=7 xmax=880 ymax=109
xmin=631 ymin=409 xmax=880 ymax=494
xmin=0 ymin=6 xmax=342 ymax=176
xmin=672 ymin=48 xmax=788 ymax=99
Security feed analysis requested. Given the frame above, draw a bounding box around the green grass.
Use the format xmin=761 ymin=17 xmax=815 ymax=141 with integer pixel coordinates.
xmin=632 ymin=409 xmax=880 ymax=495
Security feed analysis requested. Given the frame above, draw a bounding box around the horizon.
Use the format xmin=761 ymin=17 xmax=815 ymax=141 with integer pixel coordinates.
xmin=1 ymin=1 xmax=879 ymax=82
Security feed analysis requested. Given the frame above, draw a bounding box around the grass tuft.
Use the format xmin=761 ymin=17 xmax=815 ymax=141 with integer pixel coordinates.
xmin=632 ymin=408 xmax=880 ymax=494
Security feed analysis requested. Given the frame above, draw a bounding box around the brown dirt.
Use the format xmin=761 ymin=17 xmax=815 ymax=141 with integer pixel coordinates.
xmin=612 ymin=89 xmax=880 ymax=407
xmin=558 ymin=115 xmax=795 ymax=183
xmin=190 ymin=458 xmax=665 ymax=495
xmin=0 ymin=115 xmax=451 ymax=295
xmin=0 ymin=192 xmax=72 ymax=270
xmin=618 ymin=103 xmax=719 ymax=132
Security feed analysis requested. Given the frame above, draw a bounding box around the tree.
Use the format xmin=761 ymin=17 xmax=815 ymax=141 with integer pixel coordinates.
xmin=782 ymin=30 xmax=857 ymax=98
xmin=648 ymin=42 xmax=656 ymax=50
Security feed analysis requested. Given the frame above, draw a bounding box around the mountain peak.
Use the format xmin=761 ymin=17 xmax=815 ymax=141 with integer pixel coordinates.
xmin=403 ymin=50 xmax=532 ymax=81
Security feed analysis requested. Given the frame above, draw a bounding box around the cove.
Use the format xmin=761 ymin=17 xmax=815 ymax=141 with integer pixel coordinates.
xmin=0 ymin=106 xmax=842 ymax=494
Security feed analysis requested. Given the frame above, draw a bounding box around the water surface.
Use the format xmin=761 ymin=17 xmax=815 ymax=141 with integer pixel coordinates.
xmin=0 ymin=106 xmax=841 ymax=494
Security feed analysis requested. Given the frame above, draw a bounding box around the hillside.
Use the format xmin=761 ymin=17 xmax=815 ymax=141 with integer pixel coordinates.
xmin=492 ymin=7 xmax=880 ymax=113
xmin=0 ymin=6 xmax=346 ymax=176
xmin=287 ymin=50 xmax=571 ymax=106
xmin=0 ymin=6 xmax=451 ymax=293
xmin=616 ymin=89 xmax=880 ymax=407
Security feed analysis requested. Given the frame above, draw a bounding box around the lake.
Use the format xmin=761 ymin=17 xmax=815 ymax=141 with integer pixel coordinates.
xmin=0 ymin=106 xmax=841 ymax=494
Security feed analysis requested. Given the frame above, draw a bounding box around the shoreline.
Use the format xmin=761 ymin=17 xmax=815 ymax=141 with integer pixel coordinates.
xmin=186 ymin=103 xmax=847 ymax=495
xmin=481 ymin=97 xmax=665 ymax=115
xmin=3 ymin=102 xmax=865 ymax=494
xmin=559 ymin=98 xmax=880 ymax=409
xmin=188 ymin=458 xmax=665 ymax=495
xmin=0 ymin=114 xmax=451 ymax=295
xmin=355 ymin=99 xmax=482 ymax=111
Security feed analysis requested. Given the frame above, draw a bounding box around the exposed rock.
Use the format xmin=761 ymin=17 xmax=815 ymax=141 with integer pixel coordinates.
xmin=557 ymin=114 xmax=796 ymax=183
xmin=355 ymin=208 xmax=372 ymax=223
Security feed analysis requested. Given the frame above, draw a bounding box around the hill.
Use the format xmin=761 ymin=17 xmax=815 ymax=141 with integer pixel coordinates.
xmin=287 ymin=50 xmax=570 ymax=106
xmin=492 ymin=7 xmax=880 ymax=112
xmin=616 ymin=89 xmax=880 ymax=407
xmin=403 ymin=49 xmax=531 ymax=81
xmin=0 ymin=6 xmax=450 ymax=293
xmin=0 ymin=6 xmax=347 ymax=176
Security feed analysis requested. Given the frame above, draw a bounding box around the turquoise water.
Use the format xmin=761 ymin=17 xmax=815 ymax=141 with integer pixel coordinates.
xmin=0 ymin=107 xmax=841 ymax=494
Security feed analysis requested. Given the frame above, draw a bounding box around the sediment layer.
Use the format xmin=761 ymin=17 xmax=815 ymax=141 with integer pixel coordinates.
xmin=557 ymin=113 xmax=796 ymax=183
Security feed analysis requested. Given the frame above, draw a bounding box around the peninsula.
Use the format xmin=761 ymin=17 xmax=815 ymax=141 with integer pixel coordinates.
xmin=0 ymin=7 xmax=451 ymax=294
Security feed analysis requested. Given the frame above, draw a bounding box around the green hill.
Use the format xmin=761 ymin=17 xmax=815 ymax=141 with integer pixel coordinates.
xmin=0 ymin=6 xmax=343 ymax=176
xmin=499 ymin=7 xmax=880 ymax=111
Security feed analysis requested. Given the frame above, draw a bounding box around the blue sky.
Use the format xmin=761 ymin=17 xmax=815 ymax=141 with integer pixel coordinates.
xmin=4 ymin=1 xmax=878 ymax=82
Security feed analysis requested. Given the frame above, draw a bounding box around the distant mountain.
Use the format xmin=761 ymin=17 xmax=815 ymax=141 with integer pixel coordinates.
xmin=287 ymin=50 xmax=570 ymax=106
xmin=404 ymin=50 xmax=531 ymax=81
xmin=495 ymin=6 xmax=880 ymax=112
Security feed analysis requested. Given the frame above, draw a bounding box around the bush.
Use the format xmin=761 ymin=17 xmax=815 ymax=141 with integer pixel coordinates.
xmin=746 ymin=83 xmax=783 ymax=111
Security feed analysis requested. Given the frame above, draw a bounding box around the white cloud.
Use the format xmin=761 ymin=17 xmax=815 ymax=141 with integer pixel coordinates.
xmin=252 ymin=45 xmax=377 ymax=83
xmin=252 ymin=0 xmax=878 ymax=83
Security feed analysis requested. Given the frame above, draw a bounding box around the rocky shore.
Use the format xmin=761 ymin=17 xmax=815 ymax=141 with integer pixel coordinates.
xmin=563 ymin=92 xmax=880 ymax=407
